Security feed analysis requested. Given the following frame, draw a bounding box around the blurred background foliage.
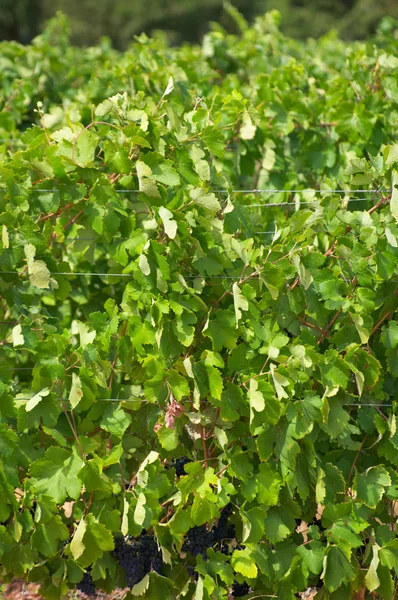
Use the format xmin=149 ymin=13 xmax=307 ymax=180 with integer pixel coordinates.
xmin=1 ymin=0 xmax=398 ymax=48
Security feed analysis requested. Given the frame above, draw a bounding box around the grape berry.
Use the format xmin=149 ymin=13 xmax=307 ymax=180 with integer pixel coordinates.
xmin=113 ymin=534 xmax=163 ymax=588
xmin=173 ymin=456 xmax=192 ymax=477
xmin=76 ymin=569 xmax=96 ymax=597
xmin=232 ymin=581 xmax=250 ymax=597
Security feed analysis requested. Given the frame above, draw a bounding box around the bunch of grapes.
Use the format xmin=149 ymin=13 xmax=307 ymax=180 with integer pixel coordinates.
xmin=232 ymin=581 xmax=251 ymax=597
xmin=182 ymin=525 xmax=214 ymax=556
xmin=137 ymin=535 xmax=163 ymax=574
xmin=183 ymin=505 xmax=236 ymax=558
xmin=172 ymin=457 xmax=192 ymax=477
xmin=76 ymin=569 xmax=96 ymax=597
xmin=211 ymin=504 xmax=235 ymax=544
xmin=113 ymin=534 xmax=163 ymax=588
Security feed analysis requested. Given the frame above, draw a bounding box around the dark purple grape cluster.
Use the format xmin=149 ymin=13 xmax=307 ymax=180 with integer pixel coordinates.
xmin=211 ymin=504 xmax=235 ymax=544
xmin=76 ymin=569 xmax=96 ymax=597
xmin=232 ymin=581 xmax=250 ymax=597
xmin=183 ymin=504 xmax=235 ymax=557
xmin=173 ymin=457 xmax=192 ymax=477
xmin=113 ymin=534 xmax=163 ymax=588
xmin=182 ymin=525 xmax=214 ymax=556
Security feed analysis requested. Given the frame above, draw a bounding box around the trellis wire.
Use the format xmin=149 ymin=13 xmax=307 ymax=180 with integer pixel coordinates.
xmin=1 ymin=271 xmax=397 ymax=281
xmin=4 ymin=396 xmax=396 ymax=407
xmin=17 ymin=188 xmax=388 ymax=194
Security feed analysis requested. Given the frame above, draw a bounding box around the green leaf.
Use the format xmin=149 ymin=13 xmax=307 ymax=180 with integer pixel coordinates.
xmin=256 ymin=464 xmax=283 ymax=506
xmin=30 ymin=447 xmax=83 ymax=503
xmin=381 ymin=321 xmax=398 ymax=349
xmin=206 ymin=365 xmax=223 ymax=400
xmin=101 ymin=405 xmax=132 ymax=437
xmin=201 ymin=127 xmax=225 ymax=157
xmin=24 ymin=244 xmax=51 ymax=289
xmin=26 ymin=387 xmax=50 ymax=412
xmin=231 ymin=548 xmax=258 ymax=578
xmin=31 ymin=515 xmax=69 ymax=557
xmin=136 ymin=160 xmax=160 ymax=198
xmin=391 ymin=170 xmax=398 ymax=221
xmin=131 ymin=574 xmax=150 ymax=596
xmin=322 ymin=546 xmax=356 ymax=592
xmin=203 ymin=310 xmax=239 ymax=351
xmin=74 ymin=129 xmax=99 ymax=166
xmin=354 ymin=466 xmax=391 ymax=508
xmin=71 ymin=320 xmax=96 ymax=348
xmin=232 ymin=283 xmax=249 ymax=326
xmin=240 ymin=111 xmax=256 ymax=140
xmin=139 ymin=254 xmax=151 ymax=276
xmin=12 ymin=324 xmax=24 ymax=347
xmin=70 ymin=518 xmax=87 ymax=560
xmin=158 ymin=206 xmax=177 ymax=239
xmin=365 ymin=545 xmax=380 ymax=592
xmin=2 ymin=225 xmax=9 ymax=249
xmin=69 ymin=373 xmax=83 ymax=409
xmin=103 ymin=141 xmax=131 ymax=173
xmin=264 ymin=505 xmax=296 ymax=543
xmin=188 ymin=145 xmax=210 ymax=181
xmin=76 ymin=514 xmax=114 ymax=567
xmin=248 ymin=378 xmax=265 ymax=412
xmin=191 ymin=496 xmax=218 ymax=526
xmin=190 ymin=188 xmax=221 ymax=213
xmin=134 ymin=492 xmax=147 ymax=526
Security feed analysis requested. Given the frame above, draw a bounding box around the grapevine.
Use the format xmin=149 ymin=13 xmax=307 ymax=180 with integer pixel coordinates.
xmin=0 ymin=8 xmax=398 ymax=600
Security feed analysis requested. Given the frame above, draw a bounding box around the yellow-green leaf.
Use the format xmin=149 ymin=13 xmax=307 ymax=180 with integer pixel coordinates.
xmin=70 ymin=518 xmax=87 ymax=560
xmin=69 ymin=373 xmax=83 ymax=409
xmin=12 ymin=324 xmax=24 ymax=347
xmin=26 ymin=388 xmax=50 ymax=412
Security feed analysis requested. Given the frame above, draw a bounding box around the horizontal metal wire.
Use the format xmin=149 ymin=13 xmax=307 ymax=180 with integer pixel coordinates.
xmin=1 ymin=270 xmax=397 ymax=281
xmin=4 ymin=396 xmax=396 ymax=407
xmin=249 ymin=197 xmax=375 ymax=207
xmin=61 ymin=231 xmax=278 ymax=241
xmin=0 ymin=367 xmax=34 ymax=371
xmin=215 ymin=189 xmax=388 ymax=194
xmin=24 ymin=188 xmax=387 ymax=194
xmin=14 ymin=396 xmax=145 ymax=404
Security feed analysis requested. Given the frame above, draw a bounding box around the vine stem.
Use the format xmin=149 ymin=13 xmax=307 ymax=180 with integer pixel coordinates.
xmin=205 ymin=408 xmax=220 ymax=440
xmin=370 ymin=310 xmax=392 ymax=338
xmin=317 ymin=276 xmax=358 ymax=345
xmin=317 ymin=308 xmax=342 ymax=345
xmin=38 ymin=201 xmax=75 ymax=223
xmin=62 ymin=403 xmax=85 ymax=459
xmin=64 ymin=208 xmax=84 ymax=230
xmin=347 ymin=435 xmax=368 ymax=489
xmin=296 ymin=315 xmax=325 ymax=334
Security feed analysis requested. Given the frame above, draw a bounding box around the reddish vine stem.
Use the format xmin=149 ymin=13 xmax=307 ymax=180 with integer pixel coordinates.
xmin=317 ymin=308 xmax=342 ymax=345
xmin=64 ymin=208 xmax=84 ymax=230
xmin=369 ymin=310 xmax=392 ymax=338
xmin=347 ymin=435 xmax=368 ymax=489
xmin=38 ymin=202 xmax=75 ymax=223
xmin=296 ymin=315 xmax=325 ymax=334
xmin=205 ymin=408 xmax=220 ymax=440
